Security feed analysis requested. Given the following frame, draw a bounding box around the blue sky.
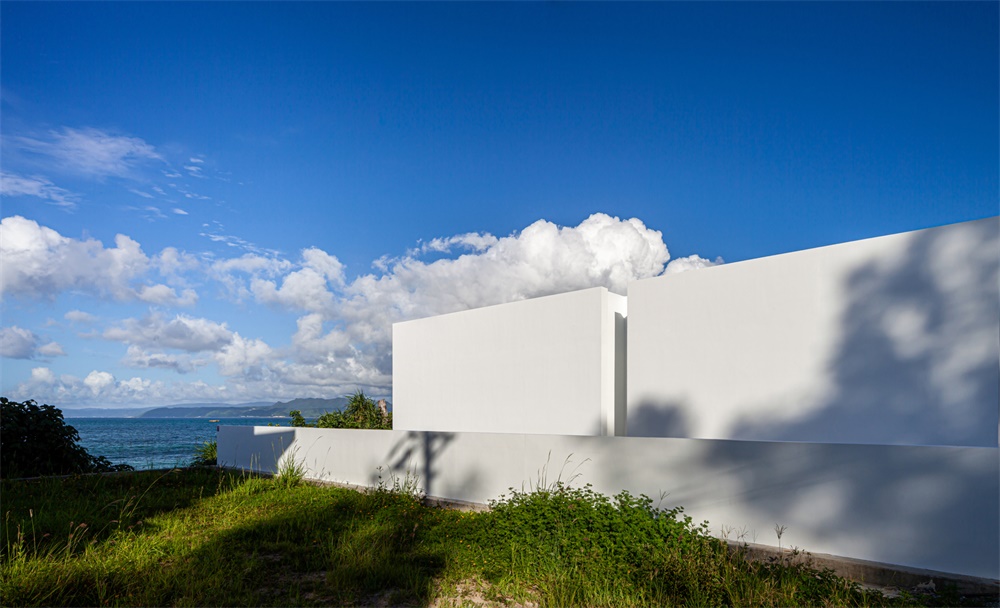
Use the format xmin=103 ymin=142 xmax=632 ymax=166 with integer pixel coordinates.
xmin=1 ymin=2 xmax=996 ymax=408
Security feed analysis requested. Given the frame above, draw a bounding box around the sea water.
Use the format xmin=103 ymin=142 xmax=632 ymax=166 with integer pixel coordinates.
xmin=66 ymin=417 xmax=285 ymax=470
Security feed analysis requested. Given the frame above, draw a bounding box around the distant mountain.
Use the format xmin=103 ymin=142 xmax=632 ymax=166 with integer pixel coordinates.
xmin=139 ymin=398 xmax=354 ymax=419
xmin=61 ymin=397 xmax=389 ymax=420
xmin=62 ymin=406 xmax=156 ymax=418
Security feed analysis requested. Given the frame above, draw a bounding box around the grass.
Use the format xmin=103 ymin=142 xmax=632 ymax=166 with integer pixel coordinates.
xmin=189 ymin=440 xmax=217 ymax=467
xmin=0 ymin=468 xmax=972 ymax=607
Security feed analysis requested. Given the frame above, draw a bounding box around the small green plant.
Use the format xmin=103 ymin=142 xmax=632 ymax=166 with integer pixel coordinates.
xmin=274 ymin=453 xmax=306 ymax=489
xmin=373 ymin=465 xmax=422 ymax=498
xmin=191 ymin=440 xmax=217 ymax=466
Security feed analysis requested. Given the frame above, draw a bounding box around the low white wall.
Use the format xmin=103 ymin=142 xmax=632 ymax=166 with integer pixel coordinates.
xmin=627 ymin=217 xmax=999 ymax=447
xmin=219 ymin=426 xmax=999 ymax=579
xmin=393 ymin=287 xmax=627 ymax=436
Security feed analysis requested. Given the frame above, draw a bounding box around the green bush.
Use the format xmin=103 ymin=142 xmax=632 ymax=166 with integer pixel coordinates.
xmin=290 ymin=390 xmax=391 ymax=430
xmin=0 ymin=397 xmax=133 ymax=479
xmin=191 ymin=440 xmax=217 ymax=466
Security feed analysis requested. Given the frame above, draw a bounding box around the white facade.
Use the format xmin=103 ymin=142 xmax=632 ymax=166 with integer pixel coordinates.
xmin=393 ymin=287 xmax=627 ymax=436
xmin=627 ymin=217 xmax=999 ymax=447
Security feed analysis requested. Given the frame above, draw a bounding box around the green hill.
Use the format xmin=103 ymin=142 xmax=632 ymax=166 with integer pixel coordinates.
xmin=138 ymin=397 xmax=357 ymax=419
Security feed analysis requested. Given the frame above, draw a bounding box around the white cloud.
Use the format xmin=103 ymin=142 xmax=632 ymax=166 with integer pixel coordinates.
xmin=121 ymin=345 xmax=205 ymax=374
xmin=137 ymin=284 xmax=198 ymax=306
xmin=16 ymin=127 xmax=162 ymax=178
xmin=0 ymin=172 xmax=78 ymax=209
xmin=30 ymin=366 xmax=57 ymax=384
xmin=0 ymin=326 xmax=66 ymax=359
xmin=103 ymin=313 xmax=233 ymax=352
xmin=250 ymin=248 xmax=345 ymax=314
xmin=172 ymin=208 xmax=189 ymax=215
xmin=5 ymin=212 xmax=723 ymax=405
xmin=409 ymin=232 xmax=500 ymax=256
xmin=36 ymin=342 xmax=66 ymax=357
xmin=214 ymin=333 xmax=273 ymax=377
xmin=83 ymin=370 xmax=115 ymax=395
xmin=65 ymin=310 xmax=98 ymax=324
xmin=206 ymin=213 xmax=686 ymax=393
xmin=0 ymin=216 xmax=198 ymax=305
xmin=1 ymin=326 xmax=39 ymax=358
xmin=664 ymin=254 xmax=725 ymax=274
xmin=251 ymin=272 xmax=336 ymax=314
xmin=155 ymin=247 xmax=200 ymax=276
xmin=343 ymin=212 xmax=669 ymax=323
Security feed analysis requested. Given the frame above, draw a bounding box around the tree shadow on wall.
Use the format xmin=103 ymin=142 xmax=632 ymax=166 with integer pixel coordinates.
xmin=381 ymin=431 xmax=456 ymax=499
xmin=732 ymin=218 xmax=999 ymax=446
xmin=696 ymin=220 xmax=999 ymax=575
xmin=626 ymin=400 xmax=692 ymax=438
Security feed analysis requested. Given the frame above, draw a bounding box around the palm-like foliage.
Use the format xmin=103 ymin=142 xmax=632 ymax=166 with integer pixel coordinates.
xmin=290 ymin=391 xmax=391 ymax=430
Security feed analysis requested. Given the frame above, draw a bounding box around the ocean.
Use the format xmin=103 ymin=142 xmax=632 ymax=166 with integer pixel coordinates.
xmin=66 ymin=417 xmax=285 ymax=470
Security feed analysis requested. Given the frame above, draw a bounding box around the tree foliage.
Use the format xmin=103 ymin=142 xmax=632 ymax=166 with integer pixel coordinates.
xmin=290 ymin=391 xmax=391 ymax=430
xmin=0 ymin=397 xmax=134 ymax=479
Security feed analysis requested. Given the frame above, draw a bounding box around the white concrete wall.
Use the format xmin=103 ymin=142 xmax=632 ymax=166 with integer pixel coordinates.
xmin=218 ymin=425 xmax=999 ymax=579
xmin=393 ymin=287 xmax=627 ymax=436
xmin=627 ymin=217 xmax=999 ymax=447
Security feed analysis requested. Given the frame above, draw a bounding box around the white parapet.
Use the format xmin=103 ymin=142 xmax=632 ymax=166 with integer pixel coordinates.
xmin=626 ymin=217 xmax=999 ymax=447
xmin=218 ymin=425 xmax=999 ymax=579
xmin=393 ymin=286 xmax=627 ymax=436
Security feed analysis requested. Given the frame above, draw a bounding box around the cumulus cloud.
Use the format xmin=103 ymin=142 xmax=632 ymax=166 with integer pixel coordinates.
xmin=1 ymin=326 xmax=40 ymax=358
xmin=207 ymin=213 xmax=693 ymax=394
xmin=664 ymin=254 xmax=725 ymax=274
xmin=0 ymin=216 xmax=198 ymax=304
xmin=137 ymin=284 xmax=198 ymax=306
xmin=0 ymin=326 xmax=65 ymax=359
xmin=155 ymin=247 xmax=200 ymax=277
xmin=342 ymin=213 xmax=669 ymax=324
xmin=65 ymin=310 xmax=98 ymax=324
xmin=5 ymin=212 xmax=724 ymax=405
xmin=11 ymin=365 xmax=328 ymax=407
xmin=103 ymin=313 xmax=233 ymax=352
xmin=36 ymin=342 xmax=67 ymax=357
xmin=409 ymin=232 xmax=500 ymax=256
xmin=214 ymin=333 xmax=273 ymax=378
xmin=250 ymin=248 xmax=345 ymax=314
xmin=0 ymin=171 xmax=78 ymax=209
xmin=121 ymin=345 xmax=205 ymax=374
xmin=15 ymin=127 xmax=162 ymax=178
xmin=84 ymin=370 xmax=115 ymax=395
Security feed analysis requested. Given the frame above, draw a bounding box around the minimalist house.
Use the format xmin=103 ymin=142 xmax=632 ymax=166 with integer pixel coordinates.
xmin=220 ymin=216 xmax=999 ymax=581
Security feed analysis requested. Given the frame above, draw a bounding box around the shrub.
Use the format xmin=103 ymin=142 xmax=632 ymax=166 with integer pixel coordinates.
xmin=191 ymin=440 xmax=217 ymax=466
xmin=290 ymin=390 xmax=391 ymax=430
xmin=0 ymin=397 xmax=133 ymax=478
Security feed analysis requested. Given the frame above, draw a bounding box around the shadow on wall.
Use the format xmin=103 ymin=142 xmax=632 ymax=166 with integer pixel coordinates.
xmin=599 ymin=221 xmax=1000 ymax=576
xmin=380 ymin=431 xmax=455 ymax=498
xmin=627 ymin=401 xmax=691 ymax=438
xmin=731 ymin=219 xmax=999 ymax=447
xmin=221 ymin=427 xmax=297 ymax=475
xmin=718 ymin=441 xmax=997 ymax=577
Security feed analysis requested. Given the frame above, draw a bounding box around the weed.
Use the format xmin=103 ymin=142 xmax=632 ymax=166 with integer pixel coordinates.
xmin=274 ymin=452 xmax=306 ymax=489
xmin=191 ymin=441 xmax=217 ymax=467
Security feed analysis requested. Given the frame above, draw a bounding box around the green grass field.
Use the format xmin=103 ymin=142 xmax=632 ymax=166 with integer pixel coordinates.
xmin=0 ymin=467 xmax=960 ymax=607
